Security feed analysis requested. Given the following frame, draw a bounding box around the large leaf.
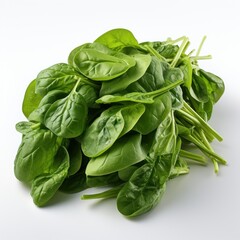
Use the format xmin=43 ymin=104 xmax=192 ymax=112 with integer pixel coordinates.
xmin=14 ymin=128 xmax=61 ymax=183
xmin=22 ymin=79 xmax=42 ymax=118
xmin=86 ymin=134 xmax=147 ymax=176
xmin=73 ymin=43 xmax=136 ymax=81
xmin=44 ymin=91 xmax=87 ymax=138
xmin=35 ymin=63 xmax=80 ymax=95
xmin=94 ymin=28 xmax=139 ymax=50
xmin=30 ymin=146 xmax=69 ymax=206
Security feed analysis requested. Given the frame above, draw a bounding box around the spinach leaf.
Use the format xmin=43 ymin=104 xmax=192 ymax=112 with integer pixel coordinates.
xmin=199 ymin=69 xmax=225 ymax=103
xmin=15 ymin=121 xmax=36 ymax=135
xmin=86 ymin=134 xmax=147 ymax=176
xmin=81 ymin=103 xmax=145 ymax=157
xmin=96 ymin=79 xmax=183 ymax=104
xmin=77 ymin=84 xmax=99 ymax=108
xmin=14 ymin=127 xmax=62 ymax=183
xmin=35 ymin=63 xmax=81 ymax=95
xmin=189 ymin=72 xmax=209 ymax=103
xmin=22 ymin=79 xmax=42 ymax=118
xmin=28 ymin=90 xmax=67 ymax=123
xmin=67 ymin=139 xmax=82 ymax=176
xmin=133 ymin=93 xmax=172 ymax=135
xmin=44 ymin=82 xmax=88 ymax=138
xmin=119 ymin=103 xmax=145 ymax=137
xmin=127 ymin=56 xmax=167 ymax=92
xmin=73 ymin=44 xmax=136 ymax=81
xmin=30 ymin=146 xmax=69 ymax=206
xmin=100 ymin=53 xmax=151 ymax=95
xmin=117 ymin=112 xmax=179 ymax=217
xmin=94 ymin=28 xmax=139 ymax=50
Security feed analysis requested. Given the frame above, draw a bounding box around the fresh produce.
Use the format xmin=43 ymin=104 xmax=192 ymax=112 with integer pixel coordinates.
xmin=14 ymin=28 xmax=226 ymax=217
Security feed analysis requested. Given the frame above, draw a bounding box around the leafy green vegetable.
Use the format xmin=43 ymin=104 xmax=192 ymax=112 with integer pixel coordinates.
xmin=94 ymin=28 xmax=139 ymax=50
xmin=22 ymin=79 xmax=42 ymax=118
xmin=73 ymin=43 xmax=136 ymax=81
xmin=14 ymin=28 xmax=226 ymax=218
xmin=30 ymin=146 xmax=70 ymax=207
xmin=86 ymin=133 xmax=147 ymax=176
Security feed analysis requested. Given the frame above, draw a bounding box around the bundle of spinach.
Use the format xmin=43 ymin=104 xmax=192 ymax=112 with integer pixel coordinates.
xmin=14 ymin=28 xmax=226 ymax=217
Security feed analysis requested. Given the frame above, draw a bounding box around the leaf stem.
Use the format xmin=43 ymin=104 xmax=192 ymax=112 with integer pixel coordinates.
xmin=179 ymin=149 xmax=207 ymax=165
xmin=143 ymin=44 xmax=166 ymax=61
xmin=196 ymin=35 xmax=207 ymax=57
xmin=170 ymin=37 xmax=189 ymax=68
xmin=183 ymin=101 xmax=223 ymax=141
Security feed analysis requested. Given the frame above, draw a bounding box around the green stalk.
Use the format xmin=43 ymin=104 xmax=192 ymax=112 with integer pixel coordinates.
xmin=183 ymin=101 xmax=223 ymax=141
xmin=179 ymin=149 xmax=207 ymax=165
xmin=196 ymin=35 xmax=207 ymax=57
xmin=186 ymin=135 xmax=226 ymax=165
xmin=198 ymin=129 xmax=220 ymax=173
xmin=170 ymin=37 xmax=189 ymax=68
xmin=81 ymin=185 xmax=123 ymax=200
xmin=143 ymin=44 xmax=166 ymax=61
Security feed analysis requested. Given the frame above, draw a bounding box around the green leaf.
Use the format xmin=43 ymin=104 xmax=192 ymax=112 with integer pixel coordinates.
xmin=96 ymin=79 xmax=183 ymax=104
xmin=86 ymin=134 xmax=147 ymax=176
xmin=28 ymin=90 xmax=67 ymax=123
xmin=22 ymin=79 xmax=42 ymax=118
xmin=100 ymin=53 xmax=151 ymax=95
xmin=117 ymin=137 xmax=181 ymax=217
xmin=133 ymin=93 xmax=172 ymax=135
xmin=199 ymin=69 xmax=225 ymax=103
xmin=35 ymin=63 xmax=80 ymax=95
xmin=81 ymin=108 xmax=125 ymax=158
xmin=94 ymin=28 xmax=139 ymax=50
xmin=127 ymin=57 xmax=167 ymax=92
xmin=81 ymin=104 xmax=145 ymax=158
xmin=67 ymin=139 xmax=82 ymax=176
xmin=14 ymin=127 xmax=61 ymax=183
xmin=73 ymin=44 xmax=136 ymax=81
xmin=15 ymin=121 xmax=35 ymax=135
xmin=30 ymin=146 xmax=70 ymax=206
xmin=44 ymin=90 xmax=88 ymax=138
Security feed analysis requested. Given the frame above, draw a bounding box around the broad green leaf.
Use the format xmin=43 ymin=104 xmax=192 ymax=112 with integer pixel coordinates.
xmin=96 ymin=79 xmax=183 ymax=104
xmin=30 ymin=146 xmax=70 ymax=206
xmin=28 ymin=90 xmax=67 ymax=123
xmin=44 ymin=91 xmax=88 ymax=138
xmin=81 ymin=104 xmax=145 ymax=158
xmin=100 ymin=53 xmax=151 ymax=95
xmin=22 ymin=79 xmax=42 ymax=118
xmin=73 ymin=47 xmax=136 ymax=81
xmin=133 ymin=93 xmax=172 ymax=135
xmin=81 ymin=109 xmax=124 ymax=157
xmin=67 ymin=139 xmax=82 ymax=176
xmin=86 ymin=134 xmax=147 ymax=176
xmin=35 ymin=63 xmax=80 ymax=95
xmin=15 ymin=121 xmax=35 ymax=135
xmin=117 ymin=138 xmax=181 ymax=217
xmin=189 ymin=73 xmax=209 ymax=103
xmin=127 ymin=57 xmax=167 ymax=92
xmin=199 ymin=69 xmax=225 ymax=103
xmin=94 ymin=28 xmax=139 ymax=50
xmin=14 ymin=128 xmax=61 ymax=183
xmin=119 ymin=103 xmax=145 ymax=137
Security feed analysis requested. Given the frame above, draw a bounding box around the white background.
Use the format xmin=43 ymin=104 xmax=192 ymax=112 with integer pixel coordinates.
xmin=1 ymin=0 xmax=240 ymax=239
